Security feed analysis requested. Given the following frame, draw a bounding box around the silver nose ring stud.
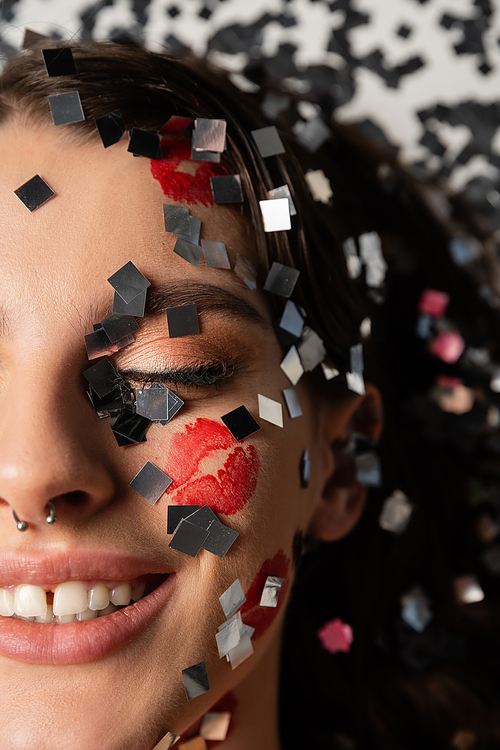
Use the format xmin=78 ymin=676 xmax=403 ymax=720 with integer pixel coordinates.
xmin=13 ymin=501 xmax=57 ymax=531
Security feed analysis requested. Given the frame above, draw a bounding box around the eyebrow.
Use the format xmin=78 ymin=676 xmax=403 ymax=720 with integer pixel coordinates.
xmin=93 ymin=281 xmax=271 ymax=333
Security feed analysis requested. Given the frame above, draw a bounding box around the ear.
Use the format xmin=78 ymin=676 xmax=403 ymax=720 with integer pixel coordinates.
xmin=306 ymin=383 xmax=383 ymax=542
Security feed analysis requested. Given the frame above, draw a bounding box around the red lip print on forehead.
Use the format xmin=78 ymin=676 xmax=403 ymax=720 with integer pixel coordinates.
xmin=150 ymin=138 xmax=228 ymax=206
xmin=165 ymin=418 xmax=259 ymax=515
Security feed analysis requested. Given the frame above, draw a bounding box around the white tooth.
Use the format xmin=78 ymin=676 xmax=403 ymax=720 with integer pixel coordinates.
xmin=56 ymin=614 xmax=76 ymax=624
xmin=35 ymin=605 xmax=54 ymax=624
xmin=14 ymin=584 xmax=47 ymax=618
xmin=53 ymin=581 xmax=88 ymax=616
xmin=17 ymin=615 xmax=36 ymax=622
xmin=76 ymin=608 xmax=98 ymax=621
xmin=98 ymin=603 xmax=117 ymax=617
xmin=131 ymin=582 xmax=146 ymax=601
xmin=0 ymin=588 xmax=14 ymax=616
xmin=110 ymin=583 xmax=132 ymax=606
xmin=87 ymin=582 xmax=110 ymax=611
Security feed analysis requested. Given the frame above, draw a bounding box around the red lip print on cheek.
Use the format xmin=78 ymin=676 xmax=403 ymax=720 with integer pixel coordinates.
xmin=165 ymin=418 xmax=259 ymax=515
xmin=241 ymin=550 xmax=290 ymax=640
xmin=150 ymin=139 xmax=228 ymax=206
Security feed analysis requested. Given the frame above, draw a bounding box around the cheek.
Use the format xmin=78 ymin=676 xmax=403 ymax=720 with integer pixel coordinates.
xmin=150 ymin=139 xmax=228 ymax=206
xmin=164 ymin=418 xmax=260 ymax=515
xmin=240 ymin=550 xmax=291 ymax=639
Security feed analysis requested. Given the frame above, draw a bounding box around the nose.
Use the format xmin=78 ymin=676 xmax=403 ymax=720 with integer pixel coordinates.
xmin=0 ymin=360 xmax=118 ymax=531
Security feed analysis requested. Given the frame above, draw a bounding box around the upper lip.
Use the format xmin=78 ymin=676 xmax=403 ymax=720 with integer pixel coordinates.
xmin=0 ymin=550 xmax=175 ymax=587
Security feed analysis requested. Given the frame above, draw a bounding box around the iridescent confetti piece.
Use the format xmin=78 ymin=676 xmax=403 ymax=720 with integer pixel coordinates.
xmin=219 ymin=579 xmax=245 ymax=619
xmin=453 ymin=575 xmax=484 ymax=604
xmin=264 ymin=262 xmax=299 ymax=298
xmin=359 ymin=232 xmax=387 ymax=288
xmin=258 ymin=394 xmax=283 ymax=427
xmin=96 ymin=109 xmax=125 ymax=148
xmin=279 ymin=300 xmax=304 ymax=338
xmin=48 ymin=90 xmax=85 ymax=126
xmin=317 ymin=618 xmax=354 ymax=654
xmin=135 ymin=383 xmax=184 ymax=423
xmin=259 ymin=198 xmax=291 ymax=232
xmin=201 ymin=240 xmax=231 ymax=269
xmin=228 ymin=633 xmax=253 ymax=669
xmin=346 ymin=371 xmax=365 ymax=395
xmin=167 ymin=505 xmax=200 ymax=534
xmin=300 ymin=448 xmax=311 ymax=487
xmin=14 ymin=174 xmax=55 ymax=212
xmin=297 ymin=116 xmax=330 ymax=152
xmin=181 ymin=661 xmax=210 ymax=701
xmin=297 ymin=327 xmax=326 ymax=371
xmin=101 ymin=314 xmax=139 ymax=343
xmin=268 ymin=184 xmax=296 ymax=215
xmin=429 ymin=330 xmax=465 ymax=364
xmin=400 ymin=585 xmax=433 ymax=632
xmin=166 ymin=303 xmax=200 ymax=338
xmin=42 ymin=48 xmax=77 ymax=77
xmin=173 ymin=237 xmax=203 ymax=268
xmin=192 ymin=118 xmax=226 ymax=153
xmin=321 ymin=362 xmax=339 ymax=381
xmin=128 ymin=128 xmax=161 ymax=159
xmin=355 ymin=451 xmax=381 ymax=486
xmin=199 ymin=712 xmax=231 ymax=742
xmin=449 ymin=236 xmax=476 ymax=266
xmin=280 ymin=345 xmax=304 ymax=386
xmin=342 ymin=237 xmax=362 ymax=279
xmin=283 ymin=388 xmax=302 ymax=418
xmin=112 ymin=288 xmax=147 ymax=317
xmin=83 ymin=358 xmax=120 ymax=398
xmin=350 ymin=344 xmax=364 ymax=373
xmin=108 ymin=261 xmax=151 ymax=304
xmin=110 ymin=410 xmax=151 ymax=446
xmin=169 ymin=519 xmax=210 ymax=557
xmin=379 ymin=490 xmax=413 ymax=534
xmin=216 ymin=616 xmax=242 ymax=657
xmin=210 ymin=175 xmax=243 ymax=203
xmin=251 ymin=126 xmax=285 ymax=158
xmin=259 ymin=576 xmax=283 ymax=607
xmin=305 ymin=169 xmax=333 ymax=203
xmin=221 ymin=406 xmax=260 ymax=441
xmin=129 ymin=461 xmax=173 ymax=505
xmin=418 ymin=289 xmax=450 ymax=318
xmin=234 ymin=254 xmax=257 ymax=290
xmin=152 ymin=731 xmax=180 ymax=750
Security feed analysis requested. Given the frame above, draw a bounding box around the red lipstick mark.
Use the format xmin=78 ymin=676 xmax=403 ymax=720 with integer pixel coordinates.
xmin=166 ymin=418 xmax=259 ymax=515
xmin=150 ymin=138 xmax=228 ymax=206
xmin=241 ymin=550 xmax=290 ymax=639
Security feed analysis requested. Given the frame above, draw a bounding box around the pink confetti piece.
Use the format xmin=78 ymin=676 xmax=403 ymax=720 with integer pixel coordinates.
xmin=429 ymin=330 xmax=465 ymax=364
xmin=317 ymin=618 xmax=354 ymax=654
xmin=418 ymin=289 xmax=450 ymax=318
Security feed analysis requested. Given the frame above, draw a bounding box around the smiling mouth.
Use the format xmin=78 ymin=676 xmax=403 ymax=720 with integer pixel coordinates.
xmin=0 ymin=574 xmax=169 ymax=623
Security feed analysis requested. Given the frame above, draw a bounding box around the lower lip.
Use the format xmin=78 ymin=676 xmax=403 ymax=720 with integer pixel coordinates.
xmin=0 ymin=575 xmax=176 ymax=665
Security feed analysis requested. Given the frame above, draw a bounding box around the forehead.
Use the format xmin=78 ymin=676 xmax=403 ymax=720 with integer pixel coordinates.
xmin=0 ymin=122 xmax=265 ymax=331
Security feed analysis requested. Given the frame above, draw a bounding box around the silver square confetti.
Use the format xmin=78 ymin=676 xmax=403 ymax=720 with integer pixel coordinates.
xmin=296 ymin=116 xmax=330 ymax=152
xmin=48 ymin=90 xmax=85 ymax=126
xmin=199 ymin=712 xmax=231 ymax=742
xmin=201 ymin=240 xmax=231 ymax=269
xmin=321 ymin=362 xmax=340 ymax=380
xmin=297 ymin=327 xmax=326 ymax=371
xmin=219 ymin=579 xmax=245 ymax=620
xmin=279 ymin=300 xmax=304 ymax=338
xmin=251 ymin=125 xmax=285 ymax=158
xmin=202 ymin=521 xmax=239 ymax=558
xmin=173 ymin=237 xmax=203 ymax=267
xmin=359 ymin=232 xmax=387 ymax=288
xmin=400 ymin=586 xmax=433 ymax=633
xmin=129 ymin=461 xmax=173 ymax=505
xmin=355 ymin=452 xmax=381 ymax=487
xmin=216 ymin=616 xmax=242 ymax=658
xmin=453 ymin=575 xmax=484 ymax=604
xmin=259 ymin=198 xmax=291 ymax=232
xmin=101 ymin=314 xmax=139 ymax=344
xmin=268 ymin=184 xmax=296 ymax=216
xmin=305 ymin=169 xmax=333 ymax=204
xmin=163 ymin=204 xmax=191 ymax=237
xmin=228 ymin=633 xmax=254 ymax=670
xmin=152 ymin=732 xmax=180 ymax=750
xmin=135 ymin=383 xmax=184 ymax=423
xmin=108 ymin=261 xmax=151 ymax=304
xmin=259 ymin=576 xmax=284 ymax=607
xmin=342 ymin=237 xmax=362 ymax=279
xmin=234 ymin=254 xmax=257 ymax=290
xmin=346 ymin=371 xmax=365 ymax=395
xmin=192 ymin=118 xmax=227 ymax=153
xmin=283 ymin=388 xmax=302 ymax=418
xmin=181 ymin=661 xmax=210 ymax=701
xmin=379 ymin=490 xmax=413 ymax=534
xmin=169 ymin=519 xmax=210 ymax=557
xmin=113 ymin=288 xmax=147 ymax=317
xmin=258 ymin=394 xmax=283 ymax=427
xmin=264 ymin=262 xmax=300 ymax=298
xmin=280 ymin=345 xmax=304 ymax=386
xmin=350 ymin=344 xmax=364 ymax=373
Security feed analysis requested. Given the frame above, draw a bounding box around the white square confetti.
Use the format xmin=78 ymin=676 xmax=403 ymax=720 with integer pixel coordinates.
xmin=259 ymin=198 xmax=291 ymax=232
xmin=258 ymin=394 xmax=283 ymax=427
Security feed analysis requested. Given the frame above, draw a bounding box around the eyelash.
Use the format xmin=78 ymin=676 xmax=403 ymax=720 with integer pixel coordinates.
xmin=116 ymin=361 xmax=236 ymax=392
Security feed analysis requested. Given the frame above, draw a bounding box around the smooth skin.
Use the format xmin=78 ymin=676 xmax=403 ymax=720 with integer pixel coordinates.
xmin=0 ymin=123 xmax=380 ymax=750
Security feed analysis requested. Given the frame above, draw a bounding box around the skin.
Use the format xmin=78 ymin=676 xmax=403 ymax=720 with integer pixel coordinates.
xmin=0 ymin=123 xmax=379 ymax=750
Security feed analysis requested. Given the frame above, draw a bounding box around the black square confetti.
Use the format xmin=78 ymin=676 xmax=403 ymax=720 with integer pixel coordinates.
xmin=135 ymin=383 xmax=184 ymax=423
xmin=14 ymin=174 xmax=55 ymax=212
xmin=82 ymin=358 xmax=119 ymax=398
xmin=168 ymin=6 xmax=180 ymax=17
xmin=48 ymin=90 xmax=85 ymax=126
xmin=128 ymin=128 xmax=161 ymax=159
xmin=397 ymin=24 xmax=412 ymax=39
xmin=182 ymin=661 xmax=210 ymax=701
xmin=129 ymin=461 xmax=173 ymax=505
xmin=169 ymin=519 xmax=209 ymax=557
xmin=87 ymin=384 xmax=126 ymax=415
xmin=101 ymin=314 xmax=138 ymax=344
xmin=112 ymin=288 xmax=147 ymax=317
xmin=166 ymin=303 xmax=199 ymax=338
xmin=42 ymin=48 xmax=77 ymax=77
xmin=111 ymin=410 xmax=151 ymax=446
xmin=167 ymin=505 xmax=200 ymax=534
xmin=264 ymin=261 xmax=300 ymax=297
xmin=199 ymin=6 xmax=212 ymax=19
xmin=221 ymin=406 xmax=260 ymax=441
xmin=210 ymin=175 xmax=243 ymax=203
xmin=108 ymin=261 xmax=150 ymax=304
xmin=96 ymin=109 xmax=126 ymax=148
xmin=251 ymin=126 xmax=286 ymax=158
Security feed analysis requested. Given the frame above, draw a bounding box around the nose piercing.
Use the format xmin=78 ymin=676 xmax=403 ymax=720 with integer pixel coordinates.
xmin=12 ymin=501 xmax=58 ymax=531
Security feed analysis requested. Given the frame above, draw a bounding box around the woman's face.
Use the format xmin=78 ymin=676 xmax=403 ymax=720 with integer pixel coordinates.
xmin=0 ymin=123 xmax=333 ymax=749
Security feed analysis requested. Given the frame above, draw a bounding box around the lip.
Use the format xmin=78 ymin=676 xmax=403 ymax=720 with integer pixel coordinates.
xmin=0 ymin=551 xmax=176 ymax=665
